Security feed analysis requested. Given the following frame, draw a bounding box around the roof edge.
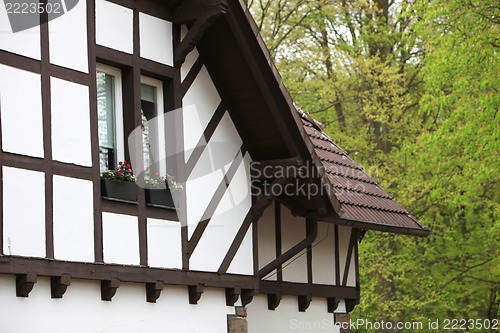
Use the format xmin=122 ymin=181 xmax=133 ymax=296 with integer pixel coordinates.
xmin=324 ymin=215 xmax=431 ymax=237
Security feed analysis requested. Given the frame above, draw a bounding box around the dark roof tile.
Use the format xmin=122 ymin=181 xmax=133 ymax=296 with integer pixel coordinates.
xmin=297 ymin=108 xmax=428 ymax=234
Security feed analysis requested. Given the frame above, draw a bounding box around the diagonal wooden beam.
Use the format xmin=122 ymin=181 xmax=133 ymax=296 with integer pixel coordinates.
xmin=342 ymin=228 xmax=359 ymax=286
xmin=187 ymin=147 xmax=247 ymax=257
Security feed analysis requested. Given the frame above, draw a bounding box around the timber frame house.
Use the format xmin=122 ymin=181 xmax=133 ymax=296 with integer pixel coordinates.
xmin=0 ymin=0 xmax=429 ymax=331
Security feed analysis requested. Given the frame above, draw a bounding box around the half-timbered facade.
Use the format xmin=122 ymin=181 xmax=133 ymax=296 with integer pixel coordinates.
xmin=0 ymin=0 xmax=429 ymax=331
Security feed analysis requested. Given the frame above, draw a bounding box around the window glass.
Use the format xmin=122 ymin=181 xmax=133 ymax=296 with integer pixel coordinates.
xmin=97 ymin=64 xmax=124 ymax=173
xmin=140 ymin=77 xmax=165 ymax=179
xmin=97 ymin=71 xmax=116 ymax=172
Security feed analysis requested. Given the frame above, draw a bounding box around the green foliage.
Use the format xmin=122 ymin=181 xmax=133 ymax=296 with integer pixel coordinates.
xmin=250 ymin=0 xmax=500 ymax=329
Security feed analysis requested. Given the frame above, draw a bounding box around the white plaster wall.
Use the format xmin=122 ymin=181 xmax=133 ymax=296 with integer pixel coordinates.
xmin=257 ymin=204 xmax=277 ymax=281
xmin=185 ymin=112 xmax=241 ymax=238
xmin=51 ymin=77 xmax=92 ymax=167
xmin=147 ymin=218 xmax=182 ymax=269
xmin=0 ymin=276 xmax=237 ymax=333
xmin=312 ymin=222 xmax=336 ymax=285
xmin=102 ymin=212 xmax=139 ymax=265
xmin=338 ymin=226 xmax=356 ymax=287
xmin=189 ymin=154 xmax=252 ymax=273
xmin=181 ymin=48 xmax=199 ymax=81
xmin=96 ymin=0 xmax=133 ymax=54
xmin=281 ymin=206 xmax=308 ymax=283
xmin=2 ymin=167 xmax=45 ymax=257
xmin=48 ymin=0 xmax=88 ymax=73
xmin=0 ymin=65 xmax=43 ymax=158
xmin=139 ymin=13 xmax=173 ymax=66
xmin=53 ymin=175 xmax=94 ymax=262
xmin=227 ymin=224 xmax=253 ymax=275
xmin=247 ymin=295 xmax=340 ymax=333
xmin=182 ymin=66 xmax=221 ymax=161
xmin=0 ymin=4 xmax=40 ymax=60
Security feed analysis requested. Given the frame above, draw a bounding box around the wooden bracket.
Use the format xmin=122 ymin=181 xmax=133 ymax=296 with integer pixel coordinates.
xmin=189 ymin=284 xmax=204 ymax=304
xmin=16 ymin=272 xmax=37 ymax=297
xmin=267 ymin=293 xmax=282 ymax=310
xmin=241 ymin=288 xmax=256 ymax=307
xmin=327 ymin=297 xmax=340 ymax=313
xmin=146 ymin=280 xmax=164 ymax=303
xmin=51 ymin=273 xmax=71 ymax=299
xmin=298 ymin=294 xmax=312 ymax=312
xmin=101 ymin=278 xmax=119 ymax=301
xmin=225 ymin=287 xmax=241 ymax=306
xmin=174 ymin=12 xmax=225 ymax=67
xmin=345 ymin=299 xmax=359 ymax=313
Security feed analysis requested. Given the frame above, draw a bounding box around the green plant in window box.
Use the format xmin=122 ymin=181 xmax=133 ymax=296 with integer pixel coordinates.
xmin=101 ymin=161 xmax=137 ymax=202
xmin=144 ymin=173 xmax=182 ymax=208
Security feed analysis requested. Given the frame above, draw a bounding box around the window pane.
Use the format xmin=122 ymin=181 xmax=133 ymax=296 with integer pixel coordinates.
xmin=141 ymin=83 xmax=158 ymax=178
xmin=97 ymin=71 xmax=116 ymax=172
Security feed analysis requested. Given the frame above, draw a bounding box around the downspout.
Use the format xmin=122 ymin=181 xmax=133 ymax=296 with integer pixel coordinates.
xmin=258 ymin=218 xmax=318 ymax=279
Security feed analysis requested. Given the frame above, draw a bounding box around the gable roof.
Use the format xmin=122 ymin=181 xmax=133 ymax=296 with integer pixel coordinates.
xmin=179 ymin=0 xmax=430 ymax=237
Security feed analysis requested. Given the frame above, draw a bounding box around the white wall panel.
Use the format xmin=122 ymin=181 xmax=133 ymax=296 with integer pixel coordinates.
xmin=182 ymin=66 xmax=221 ymax=161
xmin=139 ymin=13 xmax=173 ymax=66
xmin=2 ymin=167 xmax=45 ymax=257
xmin=51 ymin=77 xmax=92 ymax=166
xmin=0 ymin=4 xmax=40 ymax=60
xmin=147 ymin=218 xmax=182 ymax=269
xmin=0 ymin=65 xmax=43 ymax=158
xmin=185 ymin=113 xmax=243 ymax=239
xmin=96 ymin=0 xmax=133 ymax=54
xmin=53 ymin=175 xmax=94 ymax=262
xmin=189 ymin=155 xmax=251 ymax=273
xmin=227 ymin=224 xmax=253 ymax=275
xmin=48 ymin=0 xmax=88 ymax=73
xmin=181 ymin=48 xmax=199 ymax=81
xmin=312 ymin=222 xmax=336 ymax=285
xmin=336 ymin=226 xmax=356 ymax=287
xmin=0 ymin=276 xmax=236 ymax=333
xmin=281 ymin=206 xmax=308 ymax=283
xmin=257 ymin=204 xmax=277 ymax=280
xmin=102 ymin=212 xmax=139 ymax=265
xmin=247 ymin=295 xmax=339 ymax=333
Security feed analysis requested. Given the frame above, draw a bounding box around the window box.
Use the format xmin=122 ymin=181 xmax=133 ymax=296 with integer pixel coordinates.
xmin=145 ymin=188 xmax=175 ymax=208
xmin=101 ymin=178 xmax=137 ymax=203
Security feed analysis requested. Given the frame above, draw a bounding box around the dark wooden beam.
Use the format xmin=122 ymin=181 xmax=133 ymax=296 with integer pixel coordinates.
xmin=260 ymin=281 xmax=358 ymax=300
xmin=174 ymin=0 xmax=227 ymax=24
xmin=259 ymin=218 xmax=318 ymax=279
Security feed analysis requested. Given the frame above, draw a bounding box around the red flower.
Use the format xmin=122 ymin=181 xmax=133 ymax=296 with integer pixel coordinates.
xmin=127 ymin=164 xmax=131 ymax=168
xmin=119 ymin=161 xmax=123 ymax=165
xmin=128 ymin=169 xmax=132 ymax=172
xmin=117 ymin=172 xmax=122 ymax=177
xmin=156 ymin=173 xmax=160 ymax=177
xmin=116 ymin=167 xmax=120 ymax=170
xmin=124 ymin=160 xmax=127 ymax=164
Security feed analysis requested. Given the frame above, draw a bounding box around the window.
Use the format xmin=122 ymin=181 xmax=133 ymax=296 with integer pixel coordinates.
xmin=141 ymin=76 xmax=165 ymax=179
xmin=97 ymin=64 xmax=124 ymax=172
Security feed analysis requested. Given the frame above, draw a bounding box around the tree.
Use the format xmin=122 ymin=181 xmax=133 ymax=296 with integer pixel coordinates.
xmin=249 ymin=0 xmax=500 ymax=330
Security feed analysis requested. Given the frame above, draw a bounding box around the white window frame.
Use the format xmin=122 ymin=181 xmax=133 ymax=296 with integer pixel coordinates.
xmin=140 ymin=75 xmax=166 ymax=176
xmin=96 ymin=63 xmax=125 ymax=165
